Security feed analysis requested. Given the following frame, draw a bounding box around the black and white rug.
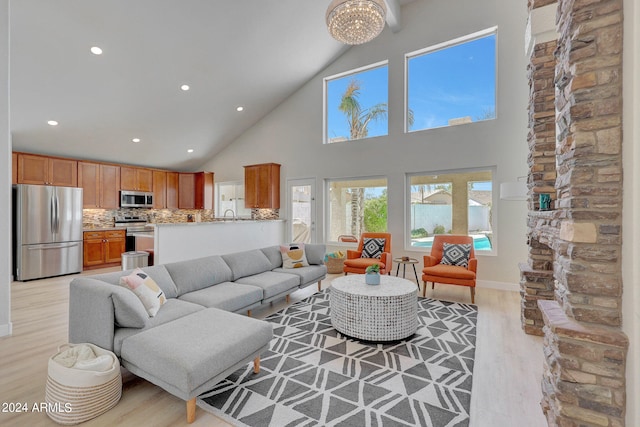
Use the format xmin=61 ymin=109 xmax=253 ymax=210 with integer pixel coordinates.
xmin=199 ymin=289 xmax=477 ymax=427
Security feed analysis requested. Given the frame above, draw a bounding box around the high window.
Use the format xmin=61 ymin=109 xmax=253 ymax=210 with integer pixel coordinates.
xmin=327 ymin=177 xmax=388 ymax=242
xmin=324 ymin=61 xmax=388 ymax=144
xmin=405 ymin=27 xmax=497 ymax=132
xmin=408 ymin=169 xmax=494 ymax=252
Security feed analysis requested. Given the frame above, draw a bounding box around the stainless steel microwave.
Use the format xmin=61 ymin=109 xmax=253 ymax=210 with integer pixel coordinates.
xmin=120 ymin=191 xmax=153 ymax=208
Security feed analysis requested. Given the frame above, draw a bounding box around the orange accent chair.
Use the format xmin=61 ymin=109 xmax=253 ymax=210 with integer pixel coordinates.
xmin=343 ymin=232 xmax=392 ymax=275
xmin=422 ymin=235 xmax=477 ymax=303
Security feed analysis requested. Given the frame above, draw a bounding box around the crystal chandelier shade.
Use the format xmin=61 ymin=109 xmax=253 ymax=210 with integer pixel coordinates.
xmin=326 ymin=0 xmax=387 ymax=45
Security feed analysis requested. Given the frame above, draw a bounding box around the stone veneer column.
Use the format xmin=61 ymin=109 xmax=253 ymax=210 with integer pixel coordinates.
xmin=535 ymin=0 xmax=629 ymax=425
xmin=521 ymin=34 xmax=558 ymax=336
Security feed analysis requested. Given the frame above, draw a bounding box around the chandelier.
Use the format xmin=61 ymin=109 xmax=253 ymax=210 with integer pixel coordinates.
xmin=326 ymin=0 xmax=387 ymax=45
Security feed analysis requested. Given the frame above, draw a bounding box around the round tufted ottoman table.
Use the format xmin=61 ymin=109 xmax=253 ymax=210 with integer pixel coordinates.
xmin=330 ymin=275 xmax=418 ymax=341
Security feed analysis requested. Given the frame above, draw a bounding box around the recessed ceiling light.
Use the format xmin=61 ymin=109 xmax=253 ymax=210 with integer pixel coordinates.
xmin=187 ymin=149 xmax=194 ymax=153
xmin=132 ymin=138 xmax=141 ymax=143
xmin=47 ymin=120 xmax=58 ymax=126
xmin=236 ymin=106 xmax=244 ymax=112
xmin=181 ymin=84 xmax=190 ymax=91
xmin=90 ymin=46 xmax=103 ymax=55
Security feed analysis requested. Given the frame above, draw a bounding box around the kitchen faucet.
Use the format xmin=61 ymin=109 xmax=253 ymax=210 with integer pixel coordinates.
xmin=223 ymin=209 xmax=236 ymax=220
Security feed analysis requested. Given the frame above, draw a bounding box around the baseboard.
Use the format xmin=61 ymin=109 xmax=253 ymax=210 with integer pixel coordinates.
xmin=476 ymin=280 xmax=519 ymax=292
xmin=0 ymin=322 xmax=13 ymax=337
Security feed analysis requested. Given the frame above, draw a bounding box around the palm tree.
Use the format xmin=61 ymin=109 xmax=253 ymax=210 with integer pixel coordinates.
xmin=339 ymin=79 xmax=387 ymax=140
xmin=338 ymin=79 xmax=414 ymax=139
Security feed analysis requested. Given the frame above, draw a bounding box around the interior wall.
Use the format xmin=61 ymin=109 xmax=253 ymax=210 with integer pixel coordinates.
xmin=201 ymin=0 xmax=529 ymax=285
xmin=0 ymin=0 xmax=11 ymax=337
xmin=622 ymin=0 xmax=639 ymax=423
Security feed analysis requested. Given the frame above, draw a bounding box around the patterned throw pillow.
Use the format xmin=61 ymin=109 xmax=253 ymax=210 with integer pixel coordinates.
xmin=280 ymin=243 xmax=310 ymax=269
xmin=361 ymin=238 xmax=386 ymax=259
xmin=119 ymin=268 xmax=166 ymax=317
xmin=440 ymin=243 xmax=472 ymax=268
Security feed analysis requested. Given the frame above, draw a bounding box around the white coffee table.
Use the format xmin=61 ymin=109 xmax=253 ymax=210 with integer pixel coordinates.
xmin=330 ymin=275 xmax=418 ymax=341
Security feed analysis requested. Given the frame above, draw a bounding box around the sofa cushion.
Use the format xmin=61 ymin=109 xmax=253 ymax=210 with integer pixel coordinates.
xmin=178 ymin=282 xmax=263 ymax=313
xmin=234 ymin=271 xmax=300 ymax=299
xmin=164 ymin=255 xmax=233 ymax=296
xmin=222 ymin=250 xmax=273 ymax=280
xmin=304 ymin=244 xmax=326 ymax=266
xmin=113 ymin=298 xmax=205 ymax=356
xmin=273 ymin=265 xmax=327 ymax=288
xmin=112 ymin=288 xmax=149 ymax=329
xmin=91 ymin=265 xmax=179 ymax=299
xmin=260 ymin=246 xmax=283 ymax=270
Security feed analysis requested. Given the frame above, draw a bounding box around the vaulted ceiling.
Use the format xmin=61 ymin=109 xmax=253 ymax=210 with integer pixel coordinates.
xmin=9 ymin=0 xmax=412 ymax=171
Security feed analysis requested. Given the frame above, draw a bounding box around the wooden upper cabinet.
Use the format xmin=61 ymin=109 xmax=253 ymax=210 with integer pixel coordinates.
xmin=152 ymin=170 xmax=167 ymax=209
xmin=12 ymin=152 xmax=17 ymax=185
xmin=100 ymin=164 xmax=121 ymax=209
xmin=178 ymin=172 xmax=214 ymax=209
xmin=178 ymin=173 xmax=196 ymax=209
xmin=121 ymin=166 xmax=153 ymax=191
xmin=17 ymin=153 xmax=78 ymax=187
xmin=166 ymin=172 xmax=179 ymax=209
xmin=78 ymin=162 xmax=100 ymax=208
xmin=244 ymin=163 xmax=280 ymax=209
xmin=78 ymin=162 xmax=120 ymax=209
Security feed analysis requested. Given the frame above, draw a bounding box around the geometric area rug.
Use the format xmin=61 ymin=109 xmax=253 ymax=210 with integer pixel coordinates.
xmin=199 ymin=289 xmax=478 ymax=427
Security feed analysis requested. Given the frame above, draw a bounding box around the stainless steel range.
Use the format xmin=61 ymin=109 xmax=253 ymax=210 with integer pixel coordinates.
xmin=114 ymin=215 xmax=154 ymax=251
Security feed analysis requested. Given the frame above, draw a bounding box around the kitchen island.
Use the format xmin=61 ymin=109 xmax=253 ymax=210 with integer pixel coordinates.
xmin=150 ymin=220 xmax=285 ymax=265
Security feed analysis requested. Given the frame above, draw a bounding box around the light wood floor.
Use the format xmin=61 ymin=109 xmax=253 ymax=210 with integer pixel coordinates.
xmin=0 ymin=270 xmax=546 ymax=427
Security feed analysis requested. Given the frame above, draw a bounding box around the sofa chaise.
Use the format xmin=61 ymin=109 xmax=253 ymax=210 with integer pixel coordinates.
xmin=68 ymin=244 xmax=326 ymax=423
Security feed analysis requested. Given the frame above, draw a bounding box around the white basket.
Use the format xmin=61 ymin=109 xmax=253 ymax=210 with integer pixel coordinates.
xmin=45 ymin=343 xmax=122 ymax=425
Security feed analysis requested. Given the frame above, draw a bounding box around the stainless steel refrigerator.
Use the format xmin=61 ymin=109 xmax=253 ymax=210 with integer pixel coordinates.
xmin=13 ymin=184 xmax=83 ymax=281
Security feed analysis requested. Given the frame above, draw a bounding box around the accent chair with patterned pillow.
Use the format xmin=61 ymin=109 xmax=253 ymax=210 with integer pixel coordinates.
xmin=343 ymin=232 xmax=392 ymax=275
xmin=421 ymin=235 xmax=477 ymax=303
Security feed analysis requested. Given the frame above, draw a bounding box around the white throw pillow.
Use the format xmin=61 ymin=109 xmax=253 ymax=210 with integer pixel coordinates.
xmin=280 ymin=243 xmax=309 ymax=269
xmin=119 ymin=268 xmax=166 ymax=317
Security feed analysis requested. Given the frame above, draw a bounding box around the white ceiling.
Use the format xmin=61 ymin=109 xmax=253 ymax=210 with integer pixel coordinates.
xmin=9 ymin=0 xmax=411 ymax=171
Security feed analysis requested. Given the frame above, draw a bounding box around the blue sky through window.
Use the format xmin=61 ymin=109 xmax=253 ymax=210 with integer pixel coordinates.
xmin=326 ymin=65 xmax=388 ymax=142
xmin=408 ymin=33 xmax=496 ymax=131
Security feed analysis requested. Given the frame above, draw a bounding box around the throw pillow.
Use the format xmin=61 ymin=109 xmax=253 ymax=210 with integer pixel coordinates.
xmin=280 ymin=243 xmax=309 ymax=269
xmin=361 ymin=238 xmax=386 ymax=259
xmin=119 ymin=268 xmax=166 ymax=317
xmin=440 ymin=243 xmax=472 ymax=268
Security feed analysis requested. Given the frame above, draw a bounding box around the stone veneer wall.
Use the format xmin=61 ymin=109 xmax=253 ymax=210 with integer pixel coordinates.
xmin=523 ymin=0 xmax=630 ymax=425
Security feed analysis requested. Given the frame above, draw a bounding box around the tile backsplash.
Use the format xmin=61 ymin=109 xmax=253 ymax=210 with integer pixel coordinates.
xmin=83 ymin=208 xmax=216 ymax=228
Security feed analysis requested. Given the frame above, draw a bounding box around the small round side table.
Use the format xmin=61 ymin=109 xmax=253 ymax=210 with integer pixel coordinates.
xmin=393 ymin=257 xmax=420 ymax=284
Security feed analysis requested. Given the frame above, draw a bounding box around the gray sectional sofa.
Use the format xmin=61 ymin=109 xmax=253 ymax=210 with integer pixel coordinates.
xmin=68 ymin=244 xmax=326 ymax=423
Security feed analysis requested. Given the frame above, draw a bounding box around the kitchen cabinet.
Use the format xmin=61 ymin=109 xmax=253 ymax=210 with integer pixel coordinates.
xmin=17 ymin=153 xmax=78 ymax=186
xmin=78 ymin=162 xmax=120 ymax=209
xmin=152 ymin=170 xmax=167 ymax=209
xmin=244 ymin=163 xmax=280 ymax=209
xmin=121 ymin=166 xmax=153 ymax=192
xmin=166 ymin=172 xmax=179 ymax=209
xmin=12 ymin=152 xmax=17 ymax=184
xmin=178 ymin=172 xmax=214 ymax=209
xmin=83 ymin=230 xmax=125 ymax=269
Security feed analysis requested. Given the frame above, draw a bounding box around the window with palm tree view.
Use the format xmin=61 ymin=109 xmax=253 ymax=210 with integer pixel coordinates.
xmin=327 ymin=178 xmax=387 ymax=242
xmin=406 ymin=28 xmax=497 ymax=132
xmin=408 ymin=169 xmax=494 ymax=252
xmin=324 ymin=62 xmax=388 ymax=143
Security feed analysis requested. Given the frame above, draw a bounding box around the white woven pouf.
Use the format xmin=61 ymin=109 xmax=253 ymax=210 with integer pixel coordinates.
xmin=330 ymin=275 xmax=418 ymax=341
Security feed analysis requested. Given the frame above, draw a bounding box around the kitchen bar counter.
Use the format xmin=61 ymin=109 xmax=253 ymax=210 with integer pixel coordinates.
xmin=153 ymin=220 xmax=285 ymax=264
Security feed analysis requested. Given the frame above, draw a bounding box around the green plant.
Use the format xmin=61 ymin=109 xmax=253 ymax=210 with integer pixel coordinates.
xmin=365 ymin=264 xmax=380 ymax=274
xmin=433 ymin=224 xmax=446 ymax=235
xmin=411 ymin=228 xmax=428 ymax=238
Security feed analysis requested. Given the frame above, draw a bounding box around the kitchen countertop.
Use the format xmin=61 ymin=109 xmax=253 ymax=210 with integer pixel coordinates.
xmin=153 ymin=219 xmax=284 ymax=227
xmin=83 ymin=226 xmax=125 ymax=232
